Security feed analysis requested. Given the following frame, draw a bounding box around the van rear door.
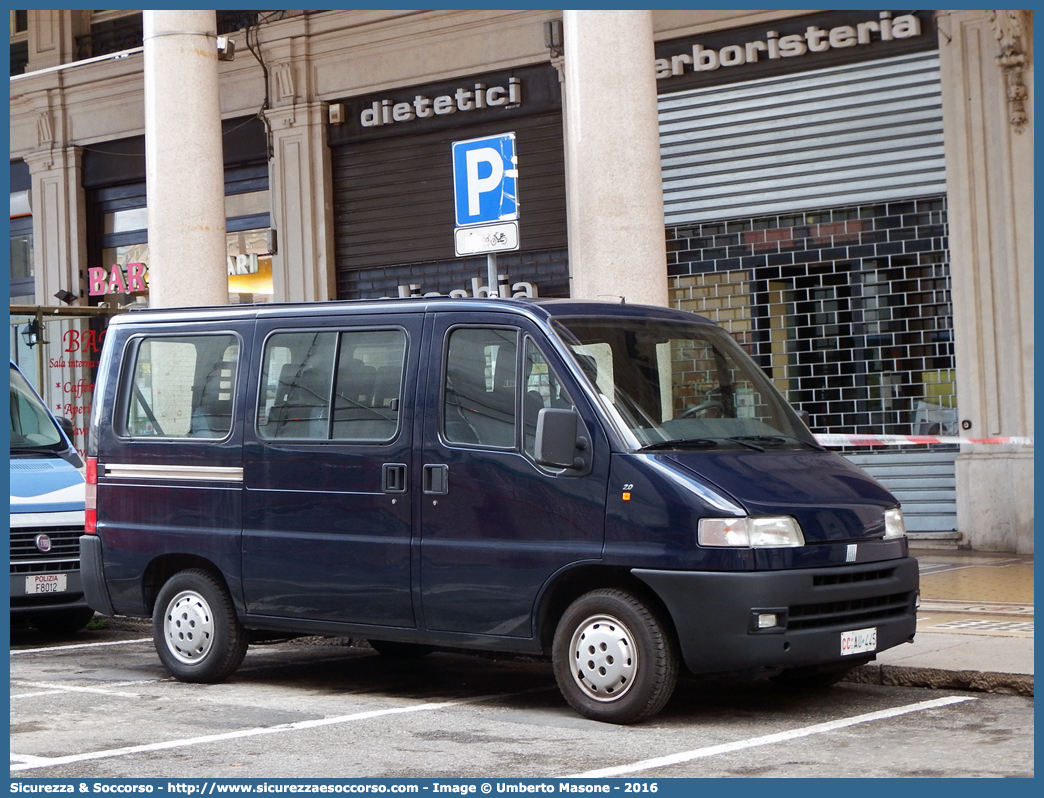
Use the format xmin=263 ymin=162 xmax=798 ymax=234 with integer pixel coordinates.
xmin=418 ymin=312 xmax=607 ymax=638
xmin=242 ymin=314 xmax=422 ymax=627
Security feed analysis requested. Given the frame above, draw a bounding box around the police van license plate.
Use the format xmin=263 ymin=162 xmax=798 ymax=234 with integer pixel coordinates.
xmin=840 ymin=627 xmax=877 ymax=656
xmin=25 ymin=574 xmax=67 ymax=594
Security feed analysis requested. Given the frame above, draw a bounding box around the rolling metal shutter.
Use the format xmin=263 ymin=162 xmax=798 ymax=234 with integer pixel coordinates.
xmin=332 ymin=112 xmax=566 ymax=273
xmin=659 ymin=51 xmax=945 ymax=225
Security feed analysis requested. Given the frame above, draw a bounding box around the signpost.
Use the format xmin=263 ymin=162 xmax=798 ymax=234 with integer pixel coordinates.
xmin=451 ymin=133 xmax=519 ymax=296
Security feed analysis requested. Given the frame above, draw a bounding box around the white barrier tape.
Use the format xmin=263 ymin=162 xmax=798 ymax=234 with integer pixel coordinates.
xmin=815 ymin=433 xmax=1034 ymax=447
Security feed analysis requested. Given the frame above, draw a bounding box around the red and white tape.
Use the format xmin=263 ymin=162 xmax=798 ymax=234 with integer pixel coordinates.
xmin=815 ymin=433 xmax=1034 ymax=448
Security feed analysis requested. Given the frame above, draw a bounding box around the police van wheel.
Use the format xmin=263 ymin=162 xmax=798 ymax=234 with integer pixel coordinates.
xmin=153 ymin=569 xmax=247 ymax=683
xmin=552 ymin=589 xmax=678 ymax=724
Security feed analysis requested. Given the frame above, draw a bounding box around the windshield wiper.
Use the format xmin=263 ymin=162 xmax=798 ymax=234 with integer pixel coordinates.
xmin=639 ymin=438 xmax=719 ymax=451
xmin=723 ymin=436 xmax=767 ymax=452
xmin=726 ymin=435 xmax=826 ymax=452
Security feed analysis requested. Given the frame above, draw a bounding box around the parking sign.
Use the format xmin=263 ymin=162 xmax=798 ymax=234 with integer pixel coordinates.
xmin=452 ymin=133 xmax=518 ymax=227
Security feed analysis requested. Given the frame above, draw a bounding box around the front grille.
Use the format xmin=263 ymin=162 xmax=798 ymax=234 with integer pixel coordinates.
xmin=10 ymin=526 xmax=82 ymax=572
xmin=813 ymin=567 xmax=896 ymax=587
xmin=788 ymin=591 xmax=915 ymax=631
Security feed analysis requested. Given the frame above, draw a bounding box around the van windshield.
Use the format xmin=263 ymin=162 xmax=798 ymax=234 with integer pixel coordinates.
xmin=554 ymin=316 xmax=820 ymax=451
xmin=10 ymin=364 xmax=65 ymax=455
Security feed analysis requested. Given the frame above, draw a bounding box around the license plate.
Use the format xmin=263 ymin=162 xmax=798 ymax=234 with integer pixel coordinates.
xmin=25 ymin=574 xmax=67 ymax=594
xmin=840 ymin=626 xmax=877 ymax=656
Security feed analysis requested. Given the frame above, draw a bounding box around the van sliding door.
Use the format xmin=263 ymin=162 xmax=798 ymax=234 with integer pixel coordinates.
xmin=241 ymin=314 xmax=422 ymax=627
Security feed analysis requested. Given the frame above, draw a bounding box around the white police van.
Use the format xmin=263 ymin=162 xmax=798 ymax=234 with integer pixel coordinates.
xmin=10 ymin=360 xmax=94 ymax=633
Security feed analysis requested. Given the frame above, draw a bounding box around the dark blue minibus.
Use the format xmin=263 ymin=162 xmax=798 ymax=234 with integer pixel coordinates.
xmin=81 ymin=298 xmax=917 ymax=723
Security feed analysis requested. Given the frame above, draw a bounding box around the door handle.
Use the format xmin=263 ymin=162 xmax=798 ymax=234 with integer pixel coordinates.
xmin=422 ymin=464 xmax=449 ymax=495
xmin=383 ymin=463 xmax=407 ymax=493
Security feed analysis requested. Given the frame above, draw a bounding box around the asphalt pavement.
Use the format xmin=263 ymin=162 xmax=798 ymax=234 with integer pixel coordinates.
xmin=847 ymin=548 xmax=1034 ymax=696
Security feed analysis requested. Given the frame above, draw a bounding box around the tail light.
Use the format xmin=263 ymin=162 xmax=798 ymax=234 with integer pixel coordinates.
xmin=85 ymin=457 xmax=97 ymax=534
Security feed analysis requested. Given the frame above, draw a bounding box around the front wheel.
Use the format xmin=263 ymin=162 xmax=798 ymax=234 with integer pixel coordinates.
xmin=152 ymin=569 xmax=247 ymax=683
xmin=552 ymin=589 xmax=678 ymax=724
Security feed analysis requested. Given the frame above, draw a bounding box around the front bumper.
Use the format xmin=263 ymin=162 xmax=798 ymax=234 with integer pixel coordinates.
xmin=10 ymin=570 xmax=88 ymax=614
xmin=634 ymin=557 xmax=918 ymax=675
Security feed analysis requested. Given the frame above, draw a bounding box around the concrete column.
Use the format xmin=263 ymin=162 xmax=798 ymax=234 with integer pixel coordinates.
xmin=562 ymin=10 xmax=667 ymax=306
xmin=937 ymin=11 xmax=1034 ymax=553
xmin=266 ymin=101 xmax=337 ymax=303
xmin=143 ymin=10 xmax=227 ymax=308
xmin=24 ymin=147 xmax=88 ymax=305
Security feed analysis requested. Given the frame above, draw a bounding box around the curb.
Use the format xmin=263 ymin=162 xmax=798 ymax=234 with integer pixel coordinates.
xmin=845 ymin=664 xmax=1034 ymax=697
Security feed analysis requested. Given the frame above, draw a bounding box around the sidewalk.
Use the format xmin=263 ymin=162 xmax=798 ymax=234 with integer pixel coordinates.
xmin=847 ymin=549 xmax=1034 ymax=696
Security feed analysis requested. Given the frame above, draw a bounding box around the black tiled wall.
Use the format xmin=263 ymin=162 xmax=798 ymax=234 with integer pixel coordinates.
xmin=668 ymin=196 xmax=954 ymax=435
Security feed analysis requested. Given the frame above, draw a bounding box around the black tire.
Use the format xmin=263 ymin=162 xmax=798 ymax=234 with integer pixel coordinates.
xmin=552 ymin=588 xmax=678 ymax=724
xmin=152 ymin=569 xmax=247 ymax=683
xmin=771 ymin=661 xmax=860 ymax=689
xmin=31 ymin=607 xmax=96 ymax=635
xmin=367 ymin=639 xmax=434 ymax=659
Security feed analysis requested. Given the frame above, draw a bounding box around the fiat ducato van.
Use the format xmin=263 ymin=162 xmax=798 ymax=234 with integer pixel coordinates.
xmin=81 ymin=298 xmax=917 ymax=723
xmin=11 ymin=360 xmax=95 ymax=633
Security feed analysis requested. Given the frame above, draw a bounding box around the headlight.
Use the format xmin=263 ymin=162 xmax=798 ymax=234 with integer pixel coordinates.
xmin=698 ymin=516 xmax=805 ymax=548
xmin=884 ymin=507 xmax=907 ymax=539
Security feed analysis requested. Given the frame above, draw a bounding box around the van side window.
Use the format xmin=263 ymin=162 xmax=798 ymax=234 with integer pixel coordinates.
xmin=522 ymin=338 xmax=575 ymax=459
xmin=443 ymin=327 xmax=518 ymax=448
xmin=124 ymin=335 xmax=240 ymax=438
xmin=258 ymin=329 xmax=405 ymax=443
xmin=332 ymin=330 xmax=405 ymax=441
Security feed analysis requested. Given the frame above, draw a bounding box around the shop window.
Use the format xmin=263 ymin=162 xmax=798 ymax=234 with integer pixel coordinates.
xmin=89 ymin=179 xmax=272 ymax=306
xmin=10 ymin=216 xmax=33 ymax=304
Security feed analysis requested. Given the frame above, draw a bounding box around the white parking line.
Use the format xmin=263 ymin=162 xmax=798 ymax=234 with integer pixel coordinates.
xmin=10 ymin=637 xmax=153 ymax=655
xmin=564 ymin=695 xmax=977 ymax=778
xmin=10 ymin=700 xmax=464 ymax=772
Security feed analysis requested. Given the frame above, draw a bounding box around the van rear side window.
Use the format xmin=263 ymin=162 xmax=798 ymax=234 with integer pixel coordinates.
xmin=123 ymin=335 xmax=240 ymax=438
xmin=258 ymin=329 xmax=406 ymax=442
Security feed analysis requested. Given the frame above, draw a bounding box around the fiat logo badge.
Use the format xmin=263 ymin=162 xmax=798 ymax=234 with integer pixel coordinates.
xmin=35 ymin=534 xmax=52 ymax=553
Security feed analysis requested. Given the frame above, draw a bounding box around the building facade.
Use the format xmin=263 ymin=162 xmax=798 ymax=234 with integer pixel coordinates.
xmin=9 ymin=9 xmax=1033 ymax=552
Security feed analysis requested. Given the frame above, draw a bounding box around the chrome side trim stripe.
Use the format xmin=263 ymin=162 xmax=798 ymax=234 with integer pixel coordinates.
xmin=103 ymin=464 xmax=244 ymax=482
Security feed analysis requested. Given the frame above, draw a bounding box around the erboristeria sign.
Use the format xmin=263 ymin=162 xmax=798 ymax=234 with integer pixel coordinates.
xmin=654 ymin=10 xmax=936 ymax=91
xmin=657 ymin=12 xmax=922 ymax=78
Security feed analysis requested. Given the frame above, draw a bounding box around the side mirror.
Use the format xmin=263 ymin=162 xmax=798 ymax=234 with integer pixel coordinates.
xmin=55 ymin=416 xmax=84 ymax=468
xmin=535 ymin=408 xmax=589 ymax=471
xmin=57 ymin=415 xmax=76 ymax=443
xmin=795 ymin=409 xmax=811 ymax=427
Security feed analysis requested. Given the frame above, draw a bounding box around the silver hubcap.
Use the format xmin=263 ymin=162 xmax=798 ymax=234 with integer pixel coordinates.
xmin=569 ymin=613 xmax=637 ymax=702
xmin=162 ymin=590 xmax=215 ymax=665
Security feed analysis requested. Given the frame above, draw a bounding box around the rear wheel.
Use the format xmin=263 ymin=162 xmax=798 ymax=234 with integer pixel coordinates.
xmin=31 ymin=607 xmax=96 ymax=635
xmin=153 ymin=569 xmax=247 ymax=683
xmin=552 ymin=589 xmax=678 ymax=724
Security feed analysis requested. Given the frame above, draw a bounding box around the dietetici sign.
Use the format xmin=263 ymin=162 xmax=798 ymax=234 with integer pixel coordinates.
xmin=361 ymin=78 xmax=521 ymax=128
xmin=327 ymin=64 xmax=561 ymax=145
